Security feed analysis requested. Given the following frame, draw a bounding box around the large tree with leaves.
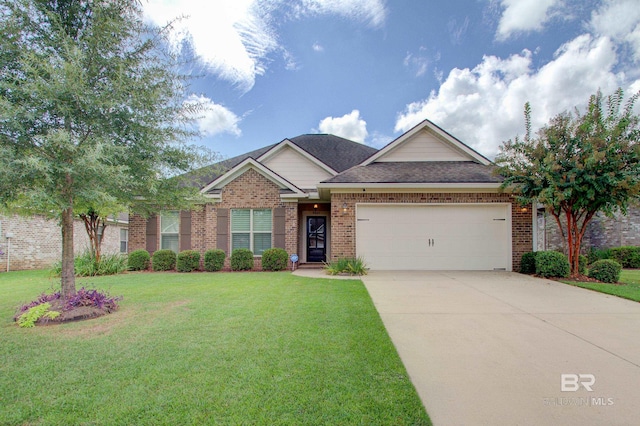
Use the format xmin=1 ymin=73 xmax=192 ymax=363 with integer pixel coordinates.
xmin=495 ymin=88 xmax=640 ymax=276
xmin=0 ymin=0 xmax=213 ymax=298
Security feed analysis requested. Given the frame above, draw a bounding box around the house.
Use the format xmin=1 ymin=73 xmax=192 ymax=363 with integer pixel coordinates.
xmin=129 ymin=120 xmax=533 ymax=271
xmin=0 ymin=214 xmax=128 ymax=271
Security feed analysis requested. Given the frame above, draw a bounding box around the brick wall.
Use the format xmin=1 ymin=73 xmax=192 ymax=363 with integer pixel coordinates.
xmin=129 ymin=168 xmax=299 ymax=271
xmin=0 ymin=214 xmax=126 ymax=271
xmin=537 ymin=203 xmax=640 ymax=252
xmin=329 ymin=192 xmax=532 ymax=272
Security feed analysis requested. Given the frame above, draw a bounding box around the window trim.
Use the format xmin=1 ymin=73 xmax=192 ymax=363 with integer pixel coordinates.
xmin=231 ymin=208 xmax=272 ymax=255
xmin=160 ymin=211 xmax=180 ymax=253
xmin=120 ymin=228 xmax=129 ymax=253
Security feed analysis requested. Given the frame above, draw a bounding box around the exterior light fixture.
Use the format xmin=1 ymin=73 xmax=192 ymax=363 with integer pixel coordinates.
xmin=342 ymin=202 xmax=348 ymax=215
xmin=313 ymin=203 xmax=318 ymax=213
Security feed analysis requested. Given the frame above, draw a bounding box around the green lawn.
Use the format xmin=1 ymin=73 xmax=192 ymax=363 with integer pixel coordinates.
xmin=562 ymin=269 xmax=640 ymax=302
xmin=0 ymin=270 xmax=430 ymax=425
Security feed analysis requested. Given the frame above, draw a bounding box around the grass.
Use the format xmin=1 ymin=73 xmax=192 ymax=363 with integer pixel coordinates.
xmin=0 ymin=270 xmax=430 ymax=425
xmin=561 ymin=269 xmax=640 ymax=302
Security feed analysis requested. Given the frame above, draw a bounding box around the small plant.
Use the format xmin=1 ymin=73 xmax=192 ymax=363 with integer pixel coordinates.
xmin=588 ymin=259 xmax=622 ymax=283
xmin=17 ymin=303 xmax=60 ymax=328
xmin=535 ymin=251 xmax=570 ymax=278
xmin=325 ymin=257 xmax=368 ymax=276
xmin=261 ymin=248 xmax=289 ymax=271
xmin=204 ymin=249 xmax=226 ymax=272
xmin=177 ymin=250 xmax=201 ymax=272
xmin=51 ymin=251 xmax=127 ymax=276
xmin=230 ymin=248 xmax=254 ymax=271
xmin=66 ymin=287 xmax=121 ymax=312
xmin=152 ymin=249 xmax=177 ymax=271
xmin=128 ymin=249 xmax=150 ymax=271
xmin=520 ymin=252 xmax=537 ymax=274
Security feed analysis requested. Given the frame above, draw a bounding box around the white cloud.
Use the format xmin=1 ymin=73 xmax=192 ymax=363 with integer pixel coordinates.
xmin=312 ymin=42 xmax=325 ymax=52
xmin=291 ymin=0 xmax=387 ymax=28
xmin=403 ymin=50 xmax=430 ymax=77
xmin=590 ymin=0 xmax=640 ymax=61
xmin=317 ymin=110 xmax=368 ymax=143
xmin=496 ymin=0 xmax=560 ymax=40
xmin=184 ymin=95 xmax=242 ymax=137
xmin=143 ymin=0 xmax=387 ymax=92
xmin=395 ymin=35 xmax=627 ymax=158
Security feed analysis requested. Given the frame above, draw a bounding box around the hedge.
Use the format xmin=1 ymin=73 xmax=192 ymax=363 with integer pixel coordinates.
xmin=128 ymin=249 xmax=150 ymax=271
xmin=535 ymin=251 xmax=570 ymax=278
xmin=177 ymin=250 xmax=201 ymax=272
xmin=152 ymin=249 xmax=177 ymax=271
xmin=520 ymin=252 xmax=537 ymax=274
xmin=204 ymin=249 xmax=226 ymax=272
xmin=588 ymin=259 xmax=622 ymax=283
xmin=261 ymin=248 xmax=289 ymax=271
xmin=230 ymin=248 xmax=254 ymax=271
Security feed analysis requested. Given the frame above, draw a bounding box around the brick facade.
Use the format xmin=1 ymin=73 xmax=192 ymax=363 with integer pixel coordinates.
xmin=329 ymin=192 xmax=532 ymax=272
xmin=130 ymin=169 xmax=299 ymax=271
xmin=537 ymin=203 xmax=640 ymax=252
xmin=0 ymin=214 xmax=127 ymax=271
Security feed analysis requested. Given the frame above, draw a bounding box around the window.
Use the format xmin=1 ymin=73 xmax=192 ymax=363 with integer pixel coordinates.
xmin=120 ymin=229 xmax=129 ymax=253
xmin=161 ymin=212 xmax=179 ymax=253
xmin=231 ymin=209 xmax=272 ymax=255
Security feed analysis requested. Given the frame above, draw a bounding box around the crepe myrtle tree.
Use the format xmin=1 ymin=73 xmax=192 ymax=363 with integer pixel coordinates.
xmin=0 ymin=0 xmax=215 ymax=299
xmin=495 ymin=88 xmax=640 ymax=276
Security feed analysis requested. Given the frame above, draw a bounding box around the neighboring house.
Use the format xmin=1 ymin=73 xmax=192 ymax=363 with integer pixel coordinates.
xmin=537 ymin=203 xmax=640 ymax=252
xmin=0 ymin=214 xmax=128 ymax=271
xmin=129 ymin=120 xmax=533 ymax=271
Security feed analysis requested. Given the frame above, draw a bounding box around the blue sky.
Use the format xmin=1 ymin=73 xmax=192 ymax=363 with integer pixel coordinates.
xmin=143 ymin=0 xmax=640 ymax=160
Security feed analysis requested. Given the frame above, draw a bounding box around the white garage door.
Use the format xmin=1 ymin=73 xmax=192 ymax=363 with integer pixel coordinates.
xmin=356 ymin=204 xmax=511 ymax=271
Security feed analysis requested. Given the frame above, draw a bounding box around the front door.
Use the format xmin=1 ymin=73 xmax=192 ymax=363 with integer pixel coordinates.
xmin=307 ymin=216 xmax=326 ymax=262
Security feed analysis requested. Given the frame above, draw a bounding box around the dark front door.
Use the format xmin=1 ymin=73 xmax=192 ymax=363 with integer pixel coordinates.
xmin=307 ymin=216 xmax=326 ymax=262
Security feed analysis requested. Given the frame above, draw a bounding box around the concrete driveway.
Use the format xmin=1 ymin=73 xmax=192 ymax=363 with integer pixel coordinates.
xmin=361 ymin=271 xmax=640 ymax=426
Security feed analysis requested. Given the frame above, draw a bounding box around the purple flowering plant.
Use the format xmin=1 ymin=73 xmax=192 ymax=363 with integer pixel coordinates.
xmin=18 ymin=287 xmax=121 ymax=314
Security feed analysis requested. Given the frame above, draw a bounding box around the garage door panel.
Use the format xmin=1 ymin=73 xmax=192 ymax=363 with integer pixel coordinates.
xmin=356 ymin=204 xmax=511 ymax=271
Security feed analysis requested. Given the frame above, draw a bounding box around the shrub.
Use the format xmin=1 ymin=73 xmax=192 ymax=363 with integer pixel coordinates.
xmin=520 ymin=252 xmax=537 ymax=274
xmin=535 ymin=251 xmax=570 ymax=278
xmin=177 ymin=250 xmax=201 ymax=272
xmin=325 ymin=257 xmax=368 ymax=276
xmin=204 ymin=249 xmax=226 ymax=272
xmin=586 ymin=247 xmax=611 ymax=265
xmin=629 ymin=251 xmax=640 ymax=269
xmin=128 ymin=249 xmax=150 ymax=271
xmin=231 ymin=248 xmax=254 ymax=271
xmin=578 ymin=254 xmax=588 ymax=276
xmin=51 ymin=251 xmax=127 ymax=277
xmin=152 ymin=249 xmax=177 ymax=271
xmin=588 ymin=259 xmax=622 ymax=283
xmin=261 ymin=248 xmax=289 ymax=271
xmin=608 ymin=246 xmax=640 ymax=268
xmin=66 ymin=287 xmax=122 ymax=312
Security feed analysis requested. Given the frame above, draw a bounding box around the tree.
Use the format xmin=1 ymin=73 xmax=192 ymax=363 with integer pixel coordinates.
xmin=0 ymin=0 xmax=213 ymax=298
xmin=495 ymin=88 xmax=640 ymax=276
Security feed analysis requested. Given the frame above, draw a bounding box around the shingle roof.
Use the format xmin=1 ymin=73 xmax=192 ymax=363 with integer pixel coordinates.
xmin=287 ymin=134 xmax=377 ymax=173
xmin=321 ymin=161 xmax=504 ymax=184
xmin=191 ymin=134 xmax=377 ymax=189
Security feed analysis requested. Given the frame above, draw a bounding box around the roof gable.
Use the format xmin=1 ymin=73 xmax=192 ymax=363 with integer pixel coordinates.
xmin=200 ymin=158 xmax=305 ymax=200
xmin=258 ymin=139 xmax=338 ymax=175
xmin=363 ymin=120 xmax=491 ymax=166
xmin=258 ymin=142 xmax=335 ymax=190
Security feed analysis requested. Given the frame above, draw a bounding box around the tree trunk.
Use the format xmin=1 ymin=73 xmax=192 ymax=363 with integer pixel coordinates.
xmin=61 ymin=205 xmax=76 ymax=299
xmin=80 ymin=210 xmax=106 ymax=264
